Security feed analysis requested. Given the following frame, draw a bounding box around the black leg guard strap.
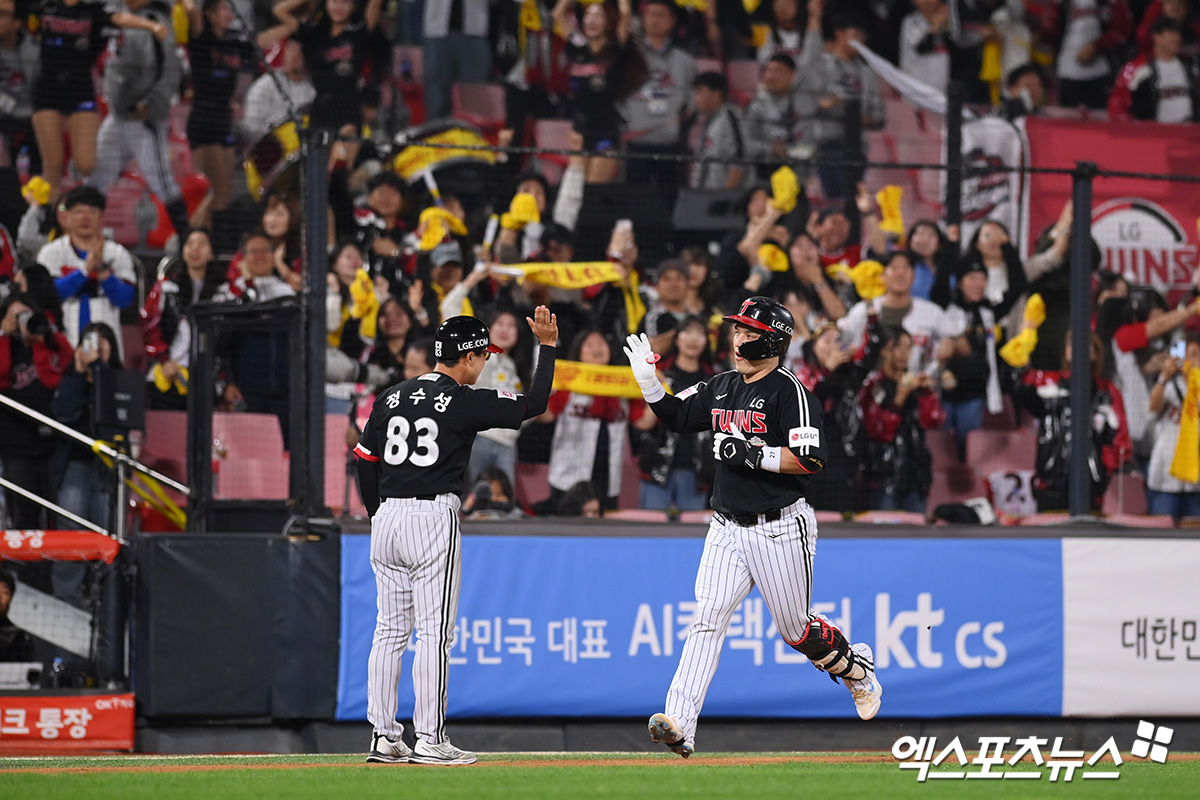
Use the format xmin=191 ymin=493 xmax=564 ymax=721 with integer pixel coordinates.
xmin=790 ymin=617 xmax=864 ymax=680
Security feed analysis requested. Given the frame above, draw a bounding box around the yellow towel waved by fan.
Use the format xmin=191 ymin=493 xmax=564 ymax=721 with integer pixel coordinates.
xmin=828 ymin=259 xmax=885 ymax=300
xmin=1171 ymin=364 xmax=1200 ymax=484
xmin=999 ymin=293 xmax=1046 ymax=368
xmin=875 ymin=185 xmax=905 ymax=239
xmin=501 ymin=192 xmax=541 ymax=230
xmin=769 ymin=166 xmax=799 ymax=214
xmin=758 ymin=241 xmax=789 ymax=272
xmin=21 ymin=176 xmax=50 ymax=207
xmin=417 ymin=207 xmax=467 ymax=251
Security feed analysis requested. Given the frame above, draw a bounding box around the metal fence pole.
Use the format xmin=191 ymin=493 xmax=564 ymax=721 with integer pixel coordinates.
xmin=945 ymin=82 xmax=964 ymax=228
xmin=300 ymin=130 xmax=330 ymax=518
xmin=1069 ymin=161 xmax=1097 ymax=517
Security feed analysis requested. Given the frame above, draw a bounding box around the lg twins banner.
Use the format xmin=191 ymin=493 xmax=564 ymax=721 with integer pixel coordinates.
xmin=337 ymin=536 xmax=1063 ymax=720
xmin=948 ymin=117 xmax=1031 ymax=253
xmin=1024 ymin=117 xmax=1200 ymax=300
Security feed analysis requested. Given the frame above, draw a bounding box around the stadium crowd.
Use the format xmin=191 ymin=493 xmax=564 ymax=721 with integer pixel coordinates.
xmin=0 ymin=0 xmax=1196 ymax=542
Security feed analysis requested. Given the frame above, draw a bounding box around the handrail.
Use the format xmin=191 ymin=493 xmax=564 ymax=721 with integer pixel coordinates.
xmin=0 ymin=393 xmax=190 ymax=495
xmin=0 ymin=476 xmax=107 ymax=535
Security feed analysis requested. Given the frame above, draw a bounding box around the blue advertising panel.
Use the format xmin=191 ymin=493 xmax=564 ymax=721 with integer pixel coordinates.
xmin=337 ymin=535 xmax=1062 ymax=720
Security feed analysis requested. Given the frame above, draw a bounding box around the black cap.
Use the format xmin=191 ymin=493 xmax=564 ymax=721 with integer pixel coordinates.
xmin=434 ymin=315 xmax=503 ymax=359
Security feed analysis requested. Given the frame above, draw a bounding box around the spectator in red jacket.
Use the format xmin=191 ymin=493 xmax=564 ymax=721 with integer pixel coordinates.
xmin=1109 ymin=18 xmax=1199 ymax=122
xmin=0 ymin=292 xmax=74 ymax=530
xmin=859 ymin=325 xmax=946 ymax=514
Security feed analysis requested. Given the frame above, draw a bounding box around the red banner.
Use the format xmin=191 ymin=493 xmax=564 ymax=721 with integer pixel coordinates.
xmin=0 ymin=531 xmax=121 ymax=564
xmin=1025 ymin=117 xmax=1200 ymax=299
xmin=0 ymin=693 xmax=134 ymax=752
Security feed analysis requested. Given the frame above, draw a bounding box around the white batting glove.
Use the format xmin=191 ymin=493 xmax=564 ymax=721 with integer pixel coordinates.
xmin=623 ymin=333 xmax=665 ymax=402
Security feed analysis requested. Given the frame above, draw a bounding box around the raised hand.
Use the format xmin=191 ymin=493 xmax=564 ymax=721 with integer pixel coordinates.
xmin=526 ymin=304 xmax=559 ymax=346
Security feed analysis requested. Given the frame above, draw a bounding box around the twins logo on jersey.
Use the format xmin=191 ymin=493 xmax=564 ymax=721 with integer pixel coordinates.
xmin=711 ymin=409 xmax=768 ymax=434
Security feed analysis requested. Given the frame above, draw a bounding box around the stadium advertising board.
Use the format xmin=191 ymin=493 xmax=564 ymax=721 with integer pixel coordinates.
xmin=0 ymin=693 xmax=134 ymax=753
xmin=1061 ymin=538 xmax=1200 ymax=716
xmin=337 ymin=536 xmax=1062 ymax=719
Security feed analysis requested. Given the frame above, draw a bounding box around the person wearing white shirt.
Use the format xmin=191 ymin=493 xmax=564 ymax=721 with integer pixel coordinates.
xmin=898 ymin=0 xmax=951 ymax=91
xmin=240 ymin=40 xmax=316 ymax=137
xmin=37 ymin=186 xmax=136 ymax=362
xmin=838 ymin=250 xmax=964 ymax=376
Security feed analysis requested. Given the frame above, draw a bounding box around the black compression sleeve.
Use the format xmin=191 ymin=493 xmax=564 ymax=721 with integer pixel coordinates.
xmin=521 ymin=344 xmax=557 ymax=420
xmin=356 ymin=457 xmax=381 ymax=517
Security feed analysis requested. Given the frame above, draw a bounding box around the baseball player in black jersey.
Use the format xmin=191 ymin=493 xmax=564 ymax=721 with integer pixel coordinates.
xmin=624 ymin=296 xmax=882 ymax=758
xmin=354 ymin=308 xmax=558 ymax=765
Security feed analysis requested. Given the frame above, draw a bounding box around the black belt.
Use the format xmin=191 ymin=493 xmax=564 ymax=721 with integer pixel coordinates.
xmin=723 ymin=509 xmax=783 ymax=527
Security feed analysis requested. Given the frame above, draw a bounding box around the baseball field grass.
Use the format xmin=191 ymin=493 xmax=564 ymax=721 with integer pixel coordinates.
xmin=1 ymin=752 xmax=1197 ymax=799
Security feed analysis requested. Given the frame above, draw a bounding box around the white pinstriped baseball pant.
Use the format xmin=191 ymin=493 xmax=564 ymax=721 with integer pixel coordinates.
xmin=664 ymin=498 xmax=818 ymax=747
xmin=367 ymin=495 xmax=462 ymax=744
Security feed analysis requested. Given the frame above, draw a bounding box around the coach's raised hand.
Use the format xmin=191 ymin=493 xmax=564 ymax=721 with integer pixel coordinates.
xmin=526 ymin=305 xmax=558 ymax=347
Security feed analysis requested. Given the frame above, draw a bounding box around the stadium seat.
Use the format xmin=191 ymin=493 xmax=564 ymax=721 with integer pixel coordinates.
xmin=965 ymin=427 xmax=1038 ymax=477
xmin=982 ymin=395 xmax=1018 ymax=430
xmin=1106 ymin=513 xmax=1174 ymax=528
xmin=515 ymin=462 xmax=551 ymax=509
xmin=1018 ymin=512 xmax=1070 ymax=526
xmin=606 ymin=509 xmax=670 ymax=522
xmin=725 ymin=59 xmax=759 ymax=106
xmin=324 ymin=413 xmax=366 ymax=517
xmin=214 ymin=456 xmax=290 ymax=500
xmin=925 ymin=429 xmax=963 ymax=471
xmin=695 ymin=57 xmax=722 ymax=75
xmin=926 ymin=467 xmax=987 ymax=516
xmin=212 ymin=412 xmax=286 ymax=465
xmin=814 ymin=511 xmax=843 ymax=524
xmin=1102 ymin=472 xmax=1148 ymax=516
xmin=679 ymin=510 xmax=715 ymax=524
xmin=532 ymin=119 xmax=574 ymax=183
xmin=452 ymin=83 xmax=506 ymax=137
xmin=121 ymin=323 xmax=146 ymax=373
xmin=854 ymin=510 xmax=926 ymax=525
xmin=140 ymin=410 xmax=188 ymax=486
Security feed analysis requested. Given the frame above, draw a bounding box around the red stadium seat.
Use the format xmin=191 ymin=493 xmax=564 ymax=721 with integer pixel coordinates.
xmin=1105 ymin=513 xmax=1174 ymax=528
xmin=140 ymin=410 xmax=188 ymax=486
xmin=324 ymin=413 xmax=367 ymax=517
xmin=214 ymin=456 xmax=290 ymax=499
xmin=855 ymin=510 xmax=927 ymax=525
xmin=725 ymin=59 xmax=759 ymax=107
xmin=965 ymin=427 xmax=1038 ymax=478
xmin=695 ymin=57 xmax=722 ymax=75
xmin=925 ymin=429 xmax=963 ymax=471
xmin=926 ymin=467 xmax=987 ymax=516
xmin=1102 ymin=472 xmax=1148 ymax=517
xmin=532 ymin=119 xmax=574 ymax=183
xmin=212 ymin=412 xmax=286 ymax=464
xmin=452 ymin=83 xmax=506 ymax=137
xmin=515 ymin=462 xmax=551 ymax=509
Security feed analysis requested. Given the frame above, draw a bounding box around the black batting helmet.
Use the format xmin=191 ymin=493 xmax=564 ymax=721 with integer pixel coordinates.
xmin=724 ymin=296 xmax=794 ymax=360
xmin=434 ymin=315 xmax=503 ymax=361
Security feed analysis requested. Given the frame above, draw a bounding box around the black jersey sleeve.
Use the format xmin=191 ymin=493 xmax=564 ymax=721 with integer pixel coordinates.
xmin=649 ymin=377 xmax=713 ymax=434
xmin=521 ymin=344 xmax=555 ymax=420
xmin=778 ymin=370 xmax=827 ymax=474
